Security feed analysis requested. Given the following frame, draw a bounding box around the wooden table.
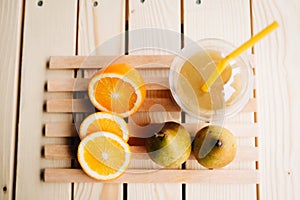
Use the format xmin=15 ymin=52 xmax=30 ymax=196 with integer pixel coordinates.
xmin=1 ymin=0 xmax=299 ymax=199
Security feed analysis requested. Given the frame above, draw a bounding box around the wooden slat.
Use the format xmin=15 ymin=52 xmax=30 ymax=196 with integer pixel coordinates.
xmin=49 ymin=55 xmax=259 ymax=70
xmin=46 ymin=98 xmax=256 ymax=113
xmin=252 ymin=1 xmax=300 ymax=199
xmin=44 ymin=168 xmax=260 ymax=184
xmin=46 ymin=99 xmax=94 ymax=113
xmin=242 ymin=98 xmax=257 ymax=112
xmin=130 ymin=145 xmax=259 ymax=162
xmin=16 ymin=0 xmax=77 ymax=199
xmin=47 ymin=78 xmax=89 ymax=92
xmin=47 ymin=77 xmax=169 ymax=92
xmin=45 ymin=123 xmax=77 ymax=137
xmin=44 ymin=145 xmax=76 ymax=159
xmin=128 ymin=122 xmax=259 ymax=138
xmin=47 ymin=76 xmax=255 ymax=92
xmin=44 ymin=145 xmax=259 ymax=162
xmin=49 ymin=55 xmax=174 ymax=69
xmin=46 ymin=98 xmax=181 ymax=113
xmin=127 ymin=0 xmax=182 ymax=199
xmin=0 ymin=0 xmax=23 ymax=199
xmin=45 ymin=122 xmax=259 ymax=138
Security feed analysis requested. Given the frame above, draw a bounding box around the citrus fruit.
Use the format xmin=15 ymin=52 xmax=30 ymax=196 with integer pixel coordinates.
xmin=77 ymin=131 xmax=131 ymax=181
xmin=79 ymin=112 xmax=129 ymax=141
xmin=88 ymin=64 xmax=146 ymax=117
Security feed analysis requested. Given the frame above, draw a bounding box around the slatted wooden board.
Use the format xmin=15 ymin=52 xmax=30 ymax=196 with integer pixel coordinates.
xmin=43 ymin=55 xmax=260 ymax=184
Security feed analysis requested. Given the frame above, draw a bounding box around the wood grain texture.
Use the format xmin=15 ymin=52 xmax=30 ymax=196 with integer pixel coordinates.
xmin=184 ymin=0 xmax=257 ymax=199
xmin=45 ymin=122 xmax=259 ymax=138
xmin=5 ymin=0 xmax=297 ymax=199
xmin=127 ymin=0 xmax=182 ymax=199
xmin=16 ymin=0 xmax=77 ymax=199
xmin=74 ymin=0 xmax=125 ymax=199
xmin=0 ymin=0 xmax=23 ymax=199
xmin=78 ymin=0 xmax=125 ymax=56
xmin=45 ymin=123 xmax=77 ymax=137
xmin=44 ymin=168 xmax=260 ymax=184
xmin=45 ymin=98 xmax=255 ymax=113
xmin=46 ymin=97 xmax=181 ymax=113
xmin=44 ymin=145 xmax=259 ymax=162
xmin=49 ymin=55 xmax=174 ymax=69
xmin=47 ymin=70 xmax=255 ymax=92
xmin=47 ymin=77 xmax=169 ymax=91
xmin=252 ymin=0 xmax=300 ymax=199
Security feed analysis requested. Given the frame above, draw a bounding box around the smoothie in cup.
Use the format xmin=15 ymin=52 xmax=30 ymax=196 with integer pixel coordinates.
xmin=169 ymin=39 xmax=254 ymax=121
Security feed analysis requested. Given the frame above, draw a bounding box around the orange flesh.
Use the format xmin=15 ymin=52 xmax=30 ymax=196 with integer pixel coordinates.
xmin=94 ymin=77 xmax=137 ymax=113
xmin=83 ymin=137 xmax=126 ymax=176
xmin=86 ymin=118 xmax=123 ymax=138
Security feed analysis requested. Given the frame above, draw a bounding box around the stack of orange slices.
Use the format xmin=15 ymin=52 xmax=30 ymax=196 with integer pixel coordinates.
xmin=77 ymin=64 xmax=146 ymax=181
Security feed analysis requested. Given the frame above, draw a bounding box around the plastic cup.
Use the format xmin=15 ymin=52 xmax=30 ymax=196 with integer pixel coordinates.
xmin=169 ymin=38 xmax=254 ymax=121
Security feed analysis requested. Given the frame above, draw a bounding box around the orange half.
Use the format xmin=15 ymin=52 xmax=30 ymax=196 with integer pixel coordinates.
xmin=88 ymin=64 xmax=146 ymax=118
xmin=79 ymin=112 xmax=129 ymax=141
xmin=77 ymin=131 xmax=131 ymax=181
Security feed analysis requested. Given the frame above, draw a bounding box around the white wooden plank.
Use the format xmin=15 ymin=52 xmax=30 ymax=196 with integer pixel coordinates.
xmin=128 ymin=0 xmax=182 ymax=199
xmin=184 ymin=0 xmax=256 ymax=199
xmin=49 ymin=55 xmax=174 ymax=69
xmin=45 ymin=122 xmax=259 ymax=138
xmin=252 ymin=0 xmax=300 ymax=199
xmin=128 ymin=0 xmax=181 ymax=55
xmin=16 ymin=0 xmax=77 ymax=199
xmin=0 ymin=0 xmax=23 ymax=199
xmin=44 ymin=168 xmax=260 ymax=184
xmin=78 ymin=0 xmax=125 ymax=56
xmin=44 ymin=144 xmax=259 ymax=162
xmin=74 ymin=0 xmax=125 ymax=199
xmin=45 ymin=98 xmax=254 ymax=113
xmin=47 ymin=77 xmax=169 ymax=91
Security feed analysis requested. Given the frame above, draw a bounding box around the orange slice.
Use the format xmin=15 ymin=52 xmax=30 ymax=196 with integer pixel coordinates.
xmin=77 ymin=131 xmax=131 ymax=181
xmin=79 ymin=112 xmax=129 ymax=141
xmin=88 ymin=64 xmax=146 ymax=118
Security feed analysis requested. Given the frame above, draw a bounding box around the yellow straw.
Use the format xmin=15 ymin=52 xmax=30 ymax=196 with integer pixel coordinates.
xmin=201 ymin=21 xmax=279 ymax=92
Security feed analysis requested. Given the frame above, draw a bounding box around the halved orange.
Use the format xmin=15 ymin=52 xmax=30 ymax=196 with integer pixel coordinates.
xmin=79 ymin=112 xmax=129 ymax=141
xmin=88 ymin=64 xmax=146 ymax=118
xmin=77 ymin=131 xmax=131 ymax=181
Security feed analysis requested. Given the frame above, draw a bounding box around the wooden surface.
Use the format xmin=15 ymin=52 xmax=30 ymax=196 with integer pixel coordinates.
xmin=0 ymin=0 xmax=23 ymax=200
xmin=44 ymin=169 xmax=260 ymax=184
xmin=0 ymin=0 xmax=300 ymax=199
xmin=46 ymin=97 xmax=256 ymax=113
xmin=15 ymin=1 xmax=77 ymax=199
xmin=127 ymin=0 xmax=181 ymax=200
xmin=75 ymin=0 xmax=125 ymax=199
xmin=42 ymin=55 xmax=258 ymax=196
xmin=43 ymin=145 xmax=259 ymax=161
xmin=252 ymin=1 xmax=300 ymax=199
xmin=127 ymin=0 xmax=182 ymax=199
xmin=44 ymin=122 xmax=259 ymax=137
xmin=184 ymin=1 xmax=256 ymax=199
xmin=43 ymin=55 xmax=259 ymax=188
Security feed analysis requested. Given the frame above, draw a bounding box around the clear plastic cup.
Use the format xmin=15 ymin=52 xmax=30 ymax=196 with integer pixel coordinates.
xmin=169 ymin=38 xmax=254 ymax=121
